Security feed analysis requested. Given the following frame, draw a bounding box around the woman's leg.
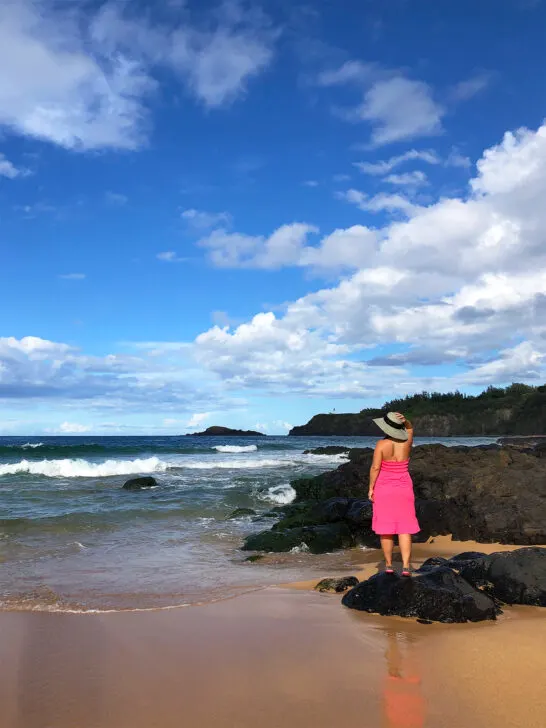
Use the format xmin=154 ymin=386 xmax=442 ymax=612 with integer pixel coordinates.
xmin=380 ymin=535 xmax=395 ymax=567
xmin=399 ymin=534 xmax=412 ymax=569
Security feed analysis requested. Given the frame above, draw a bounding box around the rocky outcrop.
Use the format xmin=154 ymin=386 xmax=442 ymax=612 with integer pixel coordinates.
xmin=122 ymin=476 xmax=158 ymax=490
xmin=342 ymin=548 xmax=546 ymax=622
xmin=289 ymin=383 xmax=546 ymax=436
xmin=242 ymin=444 xmax=546 ymax=554
xmin=190 ymin=426 xmax=265 ymax=437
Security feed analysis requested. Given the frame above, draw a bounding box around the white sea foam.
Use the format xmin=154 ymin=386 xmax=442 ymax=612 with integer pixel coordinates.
xmin=0 ymin=457 xmax=168 ymax=478
xmin=289 ymin=542 xmax=310 ymax=554
xmin=213 ymin=445 xmax=258 ymax=453
xmin=304 ymin=453 xmax=349 ymax=463
xmin=262 ymin=484 xmax=297 ymax=504
xmin=183 ymin=459 xmax=290 ymax=470
xmin=21 ymin=442 xmax=44 ymax=449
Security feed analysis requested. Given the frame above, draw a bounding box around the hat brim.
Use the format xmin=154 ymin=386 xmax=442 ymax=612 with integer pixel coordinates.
xmin=373 ymin=417 xmax=408 ymax=441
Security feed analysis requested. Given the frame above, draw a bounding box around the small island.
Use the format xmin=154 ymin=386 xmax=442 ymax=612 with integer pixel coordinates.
xmin=188 ymin=426 xmax=266 ymax=437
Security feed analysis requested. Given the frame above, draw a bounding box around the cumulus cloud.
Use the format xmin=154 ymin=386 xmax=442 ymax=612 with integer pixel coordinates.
xmin=191 ymin=121 xmax=546 ymax=395
xmin=199 ymin=223 xmax=379 ymax=272
xmin=0 ymin=0 xmax=276 ymax=150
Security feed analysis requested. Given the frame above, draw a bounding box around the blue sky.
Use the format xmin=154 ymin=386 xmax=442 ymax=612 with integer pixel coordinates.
xmin=1 ymin=0 xmax=545 ymax=435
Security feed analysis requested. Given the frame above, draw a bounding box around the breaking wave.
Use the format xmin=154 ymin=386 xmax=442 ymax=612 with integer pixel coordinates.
xmin=0 ymin=457 xmax=169 ymax=478
xmin=262 ymin=484 xmax=297 ymax=504
xmin=213 ymin=445 xmax=258 ymax=453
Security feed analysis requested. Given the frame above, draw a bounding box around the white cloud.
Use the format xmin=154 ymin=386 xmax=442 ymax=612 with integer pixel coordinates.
xmin=303 ymin=180 xmax=319 ymax=187
xmin=0 ymin=153 xmax=29 ymax=178
xmin=384 ymin=170 xmax=429 ymax=187
xmin=56 ymin=422 xmax=92 ymax=434
xmin=355 ymin=149 xmax=441 ymax=175
xmin=0 ymin=0 xmax=154 ymax=150
xmin=338 ymin=189 xmax=418 ymax=216
xmin=181 ymin=208 xmax=232 ymax=228
xmin=157 ymin=251 xmax=186 ymax=263
xmin=168 ymin=17 xmax=275 ymax=108
xmin=199 ymin=222 xmax=378 ymax=272
xmin=199 ymin=223 xmax=319 ymax=269
xmin=186 ymin=412 xmax=211 ymax=428
xmin=355 ymin=77 xmax=444 ymax=146
xmin=449 ymin=72 xmax=491 ymax=102
xmin=59 ymin=273 xmax=86 ymax=280
xmin=317 ymin=60 xmax=377 ymax=87
xmin=191 ymin=121 xmax=546 ymax=395
xmin=0 ymin=0 xmax=276 ymax=151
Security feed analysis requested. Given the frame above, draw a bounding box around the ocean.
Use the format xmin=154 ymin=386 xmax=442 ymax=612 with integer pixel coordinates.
xmin=0 ymin=434 xmax=496 ymax=612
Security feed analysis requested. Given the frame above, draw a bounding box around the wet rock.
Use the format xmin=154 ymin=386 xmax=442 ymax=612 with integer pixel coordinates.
xmin=342 ymin=567 xmax=499 ymax=623
xmin=303 ymin=446 xmax=350 ymax=455
xmin=315 ymin=576 xmax=359 ymax=593
xmin=226 ymin=508 xmax=256 ymax=519
xmin=244 ymin=554 xmax=265 ymax=563
xmin=243 ymin=523 xmax=355 ymax=554
xmin=122 ymin=476 xmax=158 ymax=490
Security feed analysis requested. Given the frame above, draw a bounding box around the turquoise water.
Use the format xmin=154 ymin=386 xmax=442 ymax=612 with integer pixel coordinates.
xmin=0 ymin=435 xmax=496 ymax=611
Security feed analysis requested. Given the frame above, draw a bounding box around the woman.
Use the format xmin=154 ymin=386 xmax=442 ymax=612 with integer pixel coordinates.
xmin=368 ymin=411 xmax=419 ymax=576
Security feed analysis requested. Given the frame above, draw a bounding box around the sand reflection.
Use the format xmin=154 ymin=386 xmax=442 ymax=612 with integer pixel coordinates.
xmin=382 ymin=630 xmax=425 ymax=728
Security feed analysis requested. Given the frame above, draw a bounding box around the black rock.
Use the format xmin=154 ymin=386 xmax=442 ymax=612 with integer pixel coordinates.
xmin=315 ymin=576 xmax=359 ymax=593
xmin=458 ymin=547 xmax=546 ymax=606
xmin=242 ymin=522 xmax=355 ymax=554
xmin=122 ymin=476 xmax=158 ymax=490
xmin=342 ymin=567 xmax=498 ymax=623
xmin=226 ymin=508 xmax=256 ymax=519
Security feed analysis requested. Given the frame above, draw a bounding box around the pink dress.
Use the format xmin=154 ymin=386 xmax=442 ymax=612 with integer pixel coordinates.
xmin=372 ymin=460 xmax=420 ymax=535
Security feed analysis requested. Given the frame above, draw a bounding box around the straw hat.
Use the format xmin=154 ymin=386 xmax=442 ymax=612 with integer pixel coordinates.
xmin=372 ymin=412 xmax=408 ymax=441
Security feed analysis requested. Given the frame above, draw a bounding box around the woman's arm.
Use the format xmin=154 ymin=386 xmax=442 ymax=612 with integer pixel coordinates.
xmin=395 ymin=412 xmax=414 ymax=446
xmin=368 ymin=442 xmax=383 ymax=502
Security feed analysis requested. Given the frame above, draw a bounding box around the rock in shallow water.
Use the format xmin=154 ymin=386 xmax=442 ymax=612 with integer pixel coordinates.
xmin=342 ymin=567 xmax=498 ymax=623
xmin=122 ymin=476 xmax=158 ymax=490
xmin=242 ymin=522 xmax=355 ymax=554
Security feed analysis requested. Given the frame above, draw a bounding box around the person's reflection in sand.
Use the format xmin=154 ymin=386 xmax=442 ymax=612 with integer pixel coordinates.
xmin=382 ymin=630 xmax=425 ymax=728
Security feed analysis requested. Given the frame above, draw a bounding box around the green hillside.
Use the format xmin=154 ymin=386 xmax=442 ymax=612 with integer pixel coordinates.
xmin=289 ymin=383 xmax=546 ymax=437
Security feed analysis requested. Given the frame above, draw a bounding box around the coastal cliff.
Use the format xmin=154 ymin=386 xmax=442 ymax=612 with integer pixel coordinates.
xmin=289 ymin=383 xmax=546 ymax=437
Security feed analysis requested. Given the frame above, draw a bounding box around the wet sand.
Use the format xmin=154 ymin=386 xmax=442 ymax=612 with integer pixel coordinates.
xmin=1 ymin=538 xmax=545 ymax=728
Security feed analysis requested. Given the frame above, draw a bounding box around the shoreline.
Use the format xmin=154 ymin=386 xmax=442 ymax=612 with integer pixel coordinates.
xmin=1 ymin=535 xmax=541 ymax=615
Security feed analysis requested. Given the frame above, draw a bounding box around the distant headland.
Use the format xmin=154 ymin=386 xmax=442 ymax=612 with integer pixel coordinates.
xmin=289 ymin=383 xmax=546 ymax=437
xmin=188 ymin=426 xmax=266 ymax=437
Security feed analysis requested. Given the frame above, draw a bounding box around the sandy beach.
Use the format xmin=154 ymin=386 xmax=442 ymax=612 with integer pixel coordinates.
xmin=1 ymin=538 xmax=545 ymax=728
